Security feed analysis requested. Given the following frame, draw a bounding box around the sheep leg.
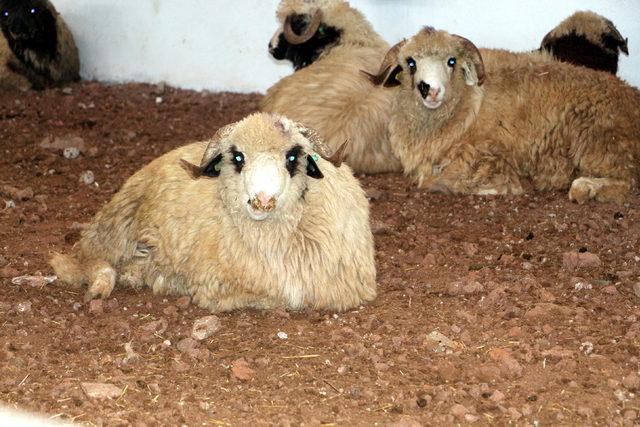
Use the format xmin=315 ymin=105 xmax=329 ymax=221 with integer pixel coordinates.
xmin=568 ymin=177 xmax=631 ymax=204
xmin=427 ymin=156 xmax=524 ymax=196
xmin=84 ymin=260 xmax=117 ymax=301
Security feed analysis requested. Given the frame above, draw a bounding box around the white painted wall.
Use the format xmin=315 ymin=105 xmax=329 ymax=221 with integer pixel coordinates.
xmin=51 ymin=0 xmax=640 ymax=92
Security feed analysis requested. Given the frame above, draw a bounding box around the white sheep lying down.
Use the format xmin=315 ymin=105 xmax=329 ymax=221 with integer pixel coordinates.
xmin=51 ymin=113 xmax=376 ymax=312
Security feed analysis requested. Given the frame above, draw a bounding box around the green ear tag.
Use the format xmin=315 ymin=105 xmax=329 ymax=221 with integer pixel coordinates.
xmin=311 ymin=154 xmax=319 ymax=162
xmin=214 ymin=162 xmax=222 ymax=172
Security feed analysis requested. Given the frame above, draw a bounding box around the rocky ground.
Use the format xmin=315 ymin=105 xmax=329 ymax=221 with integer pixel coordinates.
xmin=0 ymin=82 xmax=639 ymax=426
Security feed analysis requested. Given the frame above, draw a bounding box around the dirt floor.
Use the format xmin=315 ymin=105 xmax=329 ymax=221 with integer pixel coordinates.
xmin=0 ymin=82 xmax=639 ymax=426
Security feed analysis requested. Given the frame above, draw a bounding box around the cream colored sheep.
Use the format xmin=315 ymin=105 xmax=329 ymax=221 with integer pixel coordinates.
xmin=367 ymin=27 xmax=640 ymax=204
xmin=261 ymin=0 xmax=401 ymax=174
xmin=0 ymin=0 xmax=79 ymax=89
xmin=50 ymin=113 xmax=376 ymax=312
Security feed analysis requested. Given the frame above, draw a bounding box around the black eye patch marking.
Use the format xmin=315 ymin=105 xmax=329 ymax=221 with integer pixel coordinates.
xmin=230 ymin=146 xmax=245 ymax=173
xmin=306 ymin=154 xmax=324 ymax=179
xmin=407 ymin=57 xmax=417 ymax=74
xmin=202 ymin=154 xmax=224 ymax=177
xmin=285 ymin=145 xmax=303 ymax=177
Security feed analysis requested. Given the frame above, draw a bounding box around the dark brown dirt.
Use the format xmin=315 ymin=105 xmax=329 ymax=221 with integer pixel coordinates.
xmin=0 ymin=82 xmax=639 ymax=426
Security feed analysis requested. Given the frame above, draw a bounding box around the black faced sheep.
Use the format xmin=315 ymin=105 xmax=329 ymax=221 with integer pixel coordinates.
xmin=0 ymin=0 xmax=79 ymax=89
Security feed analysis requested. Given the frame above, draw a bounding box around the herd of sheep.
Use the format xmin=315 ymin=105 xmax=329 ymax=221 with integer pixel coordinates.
xmin=1 ymin=0 xmax=638 ymax=312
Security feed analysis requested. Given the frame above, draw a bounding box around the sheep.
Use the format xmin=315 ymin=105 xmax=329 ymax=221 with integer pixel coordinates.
xmin=0 ymin=0 xmax=79 ymax=89
xmin=0 ymin=32 xmax=28 ymax=89
xmin=50 ymin=113 xmax=377 ymax=313
xmin=366 ymin=27 xmax=640 ymax=204
xmin=541 ymin=10 xmax=629 ymax=75
xmin=261 ymin=0 xmax=402 ymax=174
xmin=261 ymin=2 xmax=627 ymax=175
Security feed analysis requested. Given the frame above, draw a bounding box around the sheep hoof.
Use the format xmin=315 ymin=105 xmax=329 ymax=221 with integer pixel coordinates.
xmin=569 ymin=177 xmax=628 ymax=204
xmin=85 ymin=266 xmax=116 ymax=301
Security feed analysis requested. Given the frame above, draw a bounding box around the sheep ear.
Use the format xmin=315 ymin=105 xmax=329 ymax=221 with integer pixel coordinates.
xmin=306 ymin=154 xmax=324 ymax=179
xmin=453 ymin=34 xmax=486 ymax=86
xmin=180 ymin=124 xmax=234 ymax=179
xmin=362 ymin=38 xmax=407 ymax=87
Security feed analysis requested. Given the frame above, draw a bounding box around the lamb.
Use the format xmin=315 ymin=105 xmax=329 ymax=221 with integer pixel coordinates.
xmin=366 ymin=27 xmax=640 ymax=204
xmin=261 ymin=1 xmax=627 ymax=175
xmin=0 ymin=0 xmax=79 ymax=89
xmin=541 ymin=10 xmax=629 ymax=75
xmin=50 ymin=113 xmax=377 ymax=313
xmin=261 ymin=0 xmax=402 ymax=174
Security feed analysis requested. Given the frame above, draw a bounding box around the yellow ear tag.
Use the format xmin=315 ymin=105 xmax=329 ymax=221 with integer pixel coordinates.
xmin=396 ymin=70 xmax=405 ymax=82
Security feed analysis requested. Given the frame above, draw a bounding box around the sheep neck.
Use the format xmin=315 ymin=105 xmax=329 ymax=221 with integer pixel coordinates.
xmin=393 ymin=85 xmax=484 ymax=185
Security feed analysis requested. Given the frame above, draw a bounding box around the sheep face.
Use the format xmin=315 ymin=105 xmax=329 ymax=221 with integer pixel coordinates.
xmin=369 ymin=28 xmax=485 ymax=111
xmin=269 ymin=1 xmax=342 ymax=70
xmin=0 ymin=0 xmax=57 ymax=57
xmin=181 ymin=114 xmax=339 ymax=223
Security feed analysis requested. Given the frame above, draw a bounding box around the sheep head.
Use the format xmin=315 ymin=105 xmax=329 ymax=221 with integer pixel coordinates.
xmin=0 ymin=0 xmax=57 ymax=57
xmin=180 ymin=113 xmax=348 ymax=222
xmin=268 ymin=0 xmax=348 ymax=70
xmin=365 ymin=27 xmax=485 ymax=110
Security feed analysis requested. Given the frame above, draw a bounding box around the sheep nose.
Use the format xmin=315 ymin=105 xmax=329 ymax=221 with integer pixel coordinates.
xmin=251 ymin=191 xmax=277 ymax=212
xmin=418 ymin=81 xmax=431 ymax=99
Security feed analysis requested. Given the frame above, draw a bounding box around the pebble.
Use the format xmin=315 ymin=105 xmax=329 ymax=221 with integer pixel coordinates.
xmin=450 ymin=404 xmax=467 ymax=419
xmin=89 ymin=299 xmax=104 ymax=315
xmin=623 ymin=410 xmax=637 ymax=421
xmin=371 ymin=220 xmax=391 ymax=235
xmin=462 ymin=242 xmax=479 ymax=256
xmin=176 ymin=338 xmax=199 ymax=355
xmin=16 ymin=301 xmax=32 ymax=313
xmin=365 ymin=188 xmax=383 ymax=201
xmin=622 ymin=373 xmax=639 ymax=390
xmin=230 ymin=358 xmax=254 ymax=381
xmin=424 ymin=331 xmax=461 ymax=352
xmin=4 ymin=200 xmax=15 ymax=209
xmin=524 ymin=303 xmax=572 ymax=322
xmin=490 ymin=390 xmax=505 ymax=402
xmin=122 ymin=342 xmax=140 ymax=364
xmin=176 ymin=296 xmax=191 ymax=309
xmin=562 ymin=251 xmax=601 ymax=269
xmin=447 ymin=280 xmax=484 ymax=296
xmin=80 ymin=170 xmax=95 ymax=185
xmin=488 ymin=347 xmax=523 ymax=378
xmin=61 ymin=87 xmax=73 ymax=95
xmin=63 ymin=147 xmax=80 ymax=159
xmin=142 ymin=318 xmax=168 ymax=334
xmin=0 ymin=255 xmax=6 ymax=267
xmin=633 ymin=283 xmax=640 ymax=299
xmin=81 ymin=382 xmax=123 ymax=399
xmin=40 ymin=135 xmax=86 ymax=153
xmin=602 ymin=285 xmax=619 ymax=295
xmin=276 ymin=331 xmax=288 ymax=340
xmin=191 ymin=315 xmax=221 ymax=341
xmin=11 ymin=275 xmax=57 ymax=288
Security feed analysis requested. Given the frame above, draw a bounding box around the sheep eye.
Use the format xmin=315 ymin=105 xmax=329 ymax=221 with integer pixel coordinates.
xmin=2 ymin=11 xmax=8 ymax=17
xmin=231 ymin=150 xmax=245 ymax=172
xmin=318 ymin=25 xmax=326 ymax=36
xmin=285 ymin=145 xmax=302 ymax=177
xmin=407 ymin=57 xmax=417 ymax=74
xmin=30 ymin=8 xmax=37 ymax=14
xmin=447 ymin=57 xmax=456 ymax=67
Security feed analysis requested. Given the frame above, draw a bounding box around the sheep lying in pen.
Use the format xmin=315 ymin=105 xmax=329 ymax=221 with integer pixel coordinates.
xmin=366 ymin=27 xmax=640 ymax=204
xmin=0 ymin=0 xmax=79 ymax=89
xmin=261 ymin=0 xmax=401 ymax=174
xmin=50 ymin=113 xmax=377 ymax=313
xmin=262 ymin=1 xmax=627 ymax=175
xmin=541 ymin=10 xmax=629 ymax=75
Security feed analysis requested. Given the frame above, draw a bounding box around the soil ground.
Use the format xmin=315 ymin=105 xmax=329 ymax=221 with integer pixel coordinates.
xmin=0 ymin=82 xmax=639 ymax=426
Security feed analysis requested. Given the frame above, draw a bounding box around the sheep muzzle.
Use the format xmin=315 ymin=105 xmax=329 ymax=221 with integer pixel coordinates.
xmin=249 ymin=192 xmax=277 ymax=213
